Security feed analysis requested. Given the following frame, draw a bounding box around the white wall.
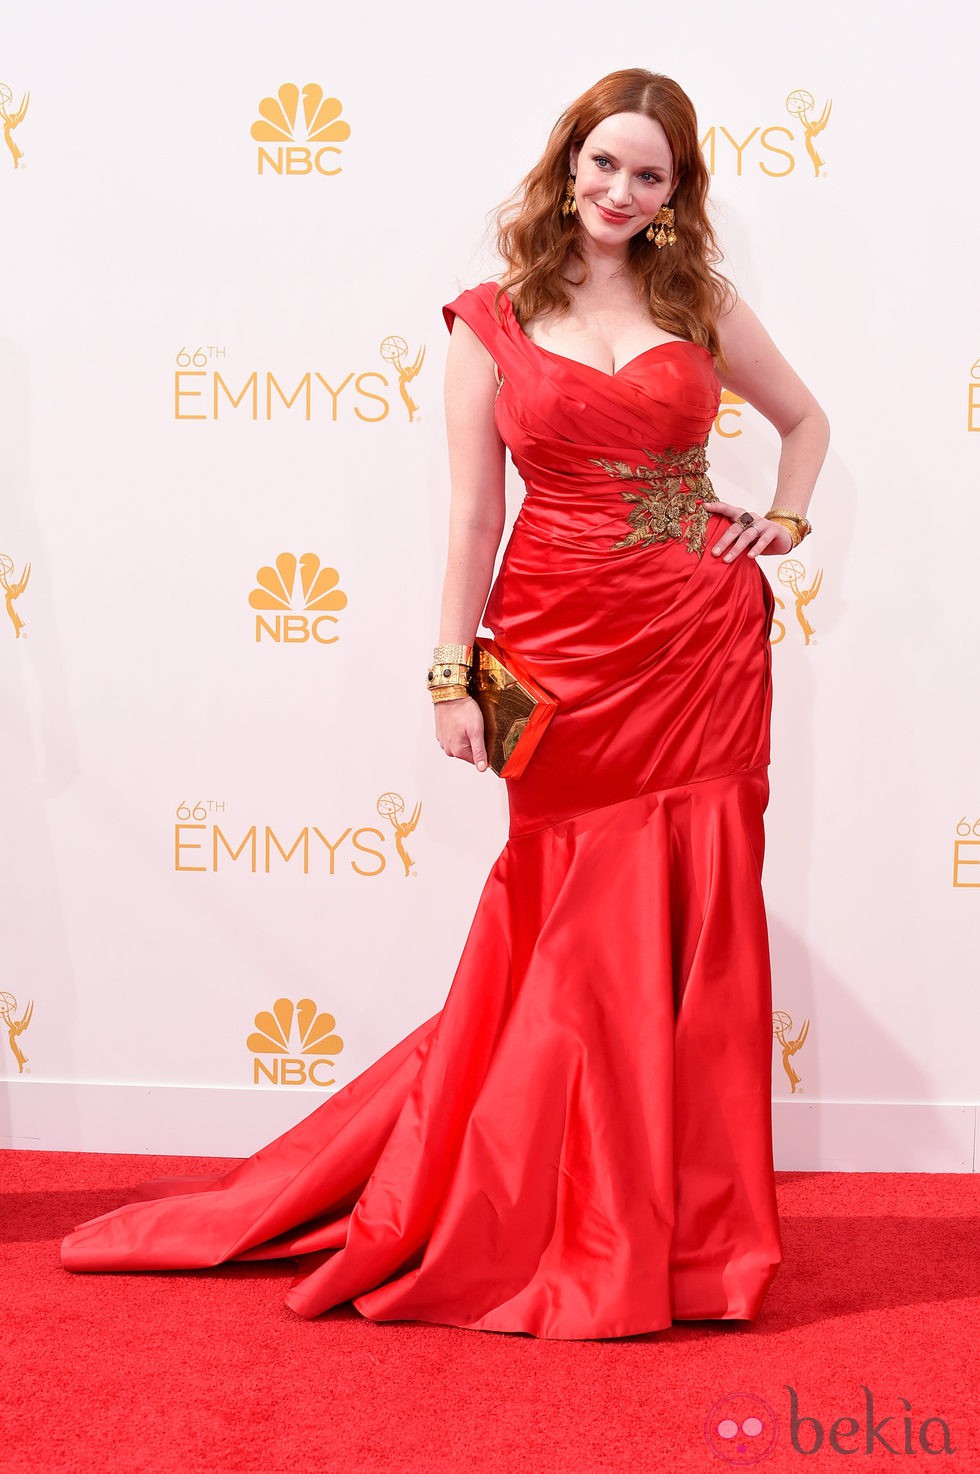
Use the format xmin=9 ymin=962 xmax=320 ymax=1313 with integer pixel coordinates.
xmin=1 ymin=0 xmax=977 ymax=1166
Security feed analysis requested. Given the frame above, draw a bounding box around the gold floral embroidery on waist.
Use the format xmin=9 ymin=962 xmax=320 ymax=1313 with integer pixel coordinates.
xmin=589 ymin=438 xmax=719 ymax=556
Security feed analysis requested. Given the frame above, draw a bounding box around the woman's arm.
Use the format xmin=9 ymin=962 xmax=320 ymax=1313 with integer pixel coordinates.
xmin=432 ymin=317 xmax=507 ymax=771
xmin=710 ymin=294 xmax=831 ymax=562
xmin=438 ymin=317 xmax=507 ymax=643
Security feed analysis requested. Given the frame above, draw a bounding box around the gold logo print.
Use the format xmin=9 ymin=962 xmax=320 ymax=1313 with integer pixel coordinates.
xmin=251 ymin=83 xmax=350 ymax=145
xmin=0 ymin=553 xmax=30 ymax=638
xmin=952 ymin=817 xmax=980 ymax=887
xmin=249 ymin=552 xmax=347 ymax=613
xmin=714 ymin=389 xmax=747 ymax=439
xmin=377 ymin=791 xmax=421 ymax=877
xmin=771 ymin=558 xmax=823 ymax=647
xmin=0 ymin=82 xmax=29 ymax=169
xmin=1 ymin=991 xmax=33 ymax=1074
xmin=247 ymin=998 xmax=343 ymax=1088
xmin=786 ymin=89 xmax=832 ymax=177
xmin=249 ymin=552 xmax=347 ymax=644
xmin=379 ymin=336 xmax=425 ymax=423
xmin=699 ymin=86 xmax=831 ymax=177
xmin=773 ymin=1009 xmax=809 ymax=1094
xmin=251 ymin=84 xmax=350 ymax=176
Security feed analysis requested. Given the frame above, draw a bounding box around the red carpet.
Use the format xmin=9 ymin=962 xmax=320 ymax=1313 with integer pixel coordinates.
xmin=2 ymin=1151 xmax=976 ymax=1473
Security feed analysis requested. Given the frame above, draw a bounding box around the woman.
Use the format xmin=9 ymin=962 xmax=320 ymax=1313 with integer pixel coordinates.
xmin=62 ymin=69 xmax=829 ymax=1340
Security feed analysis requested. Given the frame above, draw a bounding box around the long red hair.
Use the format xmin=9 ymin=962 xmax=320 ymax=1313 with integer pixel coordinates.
xmin=494 ymin=70 xmax=731 ymax=358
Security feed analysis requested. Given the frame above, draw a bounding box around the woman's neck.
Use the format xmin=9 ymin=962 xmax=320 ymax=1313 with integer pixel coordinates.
xmin=571 ymin=236 xmax=632 ymax=291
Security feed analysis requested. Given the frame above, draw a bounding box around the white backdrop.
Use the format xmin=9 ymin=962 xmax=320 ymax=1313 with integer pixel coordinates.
xmin=1 ymin=0 xmax=977 ymax=1167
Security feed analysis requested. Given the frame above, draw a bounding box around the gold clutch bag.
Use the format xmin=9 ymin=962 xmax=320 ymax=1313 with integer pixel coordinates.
xmin=468 ymin=637 xmax=559 ymax=779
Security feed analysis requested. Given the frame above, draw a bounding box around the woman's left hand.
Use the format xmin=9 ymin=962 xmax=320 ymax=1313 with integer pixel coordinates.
xmin=709 ymin=503 xmax=794 ymax=561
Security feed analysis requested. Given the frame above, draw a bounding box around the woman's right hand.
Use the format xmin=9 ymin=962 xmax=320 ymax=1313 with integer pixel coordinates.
xmin=434 ymin=696 xmax=489 ymax=773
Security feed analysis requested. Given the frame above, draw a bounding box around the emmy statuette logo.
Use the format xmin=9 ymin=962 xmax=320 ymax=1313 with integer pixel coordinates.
xmin=380 ymin=336 xmax=425 ymax=423
xmin=251 ymin=83 xmax=350 ymax=176
xmin=0 ymin=553 xmax=30 ymax=638
xmin=377 ymin=792 xmax=422 ymax=877
xmin=249 ymin=553 xmax=347 ymax=644
xmin=1 ymin=992 xmax=33 ymax=1074
xmin=773 ymin=1010 xmax=809 ymax=1094
xmin=247 ymin=997 xmax=344 ymax=1087
xmin=770 ymin=559 xmax=823 ymax=647
xmin=0 ymin=82 xmax=29 ymax=169
xmin=785 ymin=89 xmax=832 ymax=177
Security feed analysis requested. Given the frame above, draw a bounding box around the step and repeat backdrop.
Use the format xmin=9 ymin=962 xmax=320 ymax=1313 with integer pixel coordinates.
xmin=1 ymin=0 xmax=977 ymax=1164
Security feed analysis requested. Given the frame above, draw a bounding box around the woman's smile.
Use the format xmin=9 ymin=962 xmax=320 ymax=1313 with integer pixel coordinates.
xmin=594 ymin=202 xmax=632 ymax=223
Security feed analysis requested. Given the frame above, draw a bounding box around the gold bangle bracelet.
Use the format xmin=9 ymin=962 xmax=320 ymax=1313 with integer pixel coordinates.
xmin=765 ymin=507 xmax=812 ymax=536
xmin=765 ymin=515 xmax=803 ymax=548
xmin=430 ymin=684 xmax=470 ymax=704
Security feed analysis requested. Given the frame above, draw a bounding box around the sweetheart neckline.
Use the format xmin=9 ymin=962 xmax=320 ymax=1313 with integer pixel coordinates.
xmin=497 ymin=289 xmax=714 ymax=380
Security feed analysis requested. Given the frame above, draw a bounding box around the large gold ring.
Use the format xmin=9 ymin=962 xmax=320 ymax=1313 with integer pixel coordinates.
xmin=737 ymin=511 xmax=756 ymax=529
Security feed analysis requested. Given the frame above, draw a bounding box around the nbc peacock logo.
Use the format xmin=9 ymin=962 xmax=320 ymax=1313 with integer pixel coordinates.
xmin=251 ymin=83 xmax=350 ymax=176
xmin=249 ymin=552 xmax=348 ymax=644
xmin=247 ymin=997 xmax=344 ymax=1087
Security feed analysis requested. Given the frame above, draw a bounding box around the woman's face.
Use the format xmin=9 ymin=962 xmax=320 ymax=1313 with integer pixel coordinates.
xmin=569 ymin=112 xmax=675 ymax=247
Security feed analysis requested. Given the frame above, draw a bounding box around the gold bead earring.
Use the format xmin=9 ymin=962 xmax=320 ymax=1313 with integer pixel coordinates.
xmin=646 ymin=205 xmax=677 ymax=247
xmin=561 ymin=174 xmax=577 ymax=217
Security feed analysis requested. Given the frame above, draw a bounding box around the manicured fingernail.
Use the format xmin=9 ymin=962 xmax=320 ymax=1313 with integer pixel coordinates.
xmin=712 ymin=546 xmax=721 ymax=556
xmin=477 ymin=761 xmax=487 ymax=771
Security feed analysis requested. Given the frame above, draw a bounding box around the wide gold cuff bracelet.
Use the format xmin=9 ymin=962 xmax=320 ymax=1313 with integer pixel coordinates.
xmin=427 ymin=661 xmax=471 ymax=690
xmin=432 ymin=643 xmax=474 ymax=666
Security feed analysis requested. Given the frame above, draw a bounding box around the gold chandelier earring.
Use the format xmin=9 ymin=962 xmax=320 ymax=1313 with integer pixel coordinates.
xmin=561 ymin=174 xmax=577 ymax=217
xmin=646 ymin=205 xmax=677 ymax=248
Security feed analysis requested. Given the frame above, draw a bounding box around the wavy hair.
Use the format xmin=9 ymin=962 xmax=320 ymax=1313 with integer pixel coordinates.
xmin=493 ymin=70 xmax=731 ymax=359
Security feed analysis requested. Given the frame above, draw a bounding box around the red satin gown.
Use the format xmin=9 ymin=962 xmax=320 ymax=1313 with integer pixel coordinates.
xmin=61 ymin=282 xmax=782 ymax=1340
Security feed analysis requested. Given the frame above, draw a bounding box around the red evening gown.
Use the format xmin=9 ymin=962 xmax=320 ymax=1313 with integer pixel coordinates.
xmin=61 ymin=282 xmax=781 ymax=1340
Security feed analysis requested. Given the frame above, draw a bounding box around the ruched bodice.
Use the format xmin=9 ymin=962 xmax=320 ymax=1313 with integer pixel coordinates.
xmin=444 ymin=284 xmax=721 ymax=552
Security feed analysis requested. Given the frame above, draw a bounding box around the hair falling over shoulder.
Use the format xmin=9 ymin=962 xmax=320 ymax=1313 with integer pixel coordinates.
xmin=493 ymin=69 xmax=732 ymax=360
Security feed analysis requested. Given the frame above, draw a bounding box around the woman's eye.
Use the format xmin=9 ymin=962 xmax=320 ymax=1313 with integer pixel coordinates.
xmin=640 ymin=173 xmax=662 ymax=184
xmin=593 ymin=155 xmax=610 ymax=168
